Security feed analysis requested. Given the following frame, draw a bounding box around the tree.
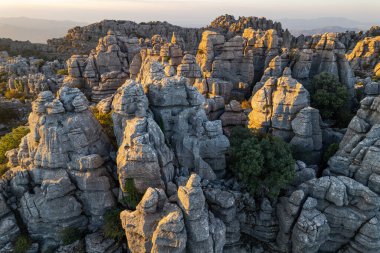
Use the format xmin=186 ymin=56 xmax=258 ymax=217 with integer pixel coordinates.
xmin=229 ymin=127 xmax=295 ymax=198
xmin=310 ymin=72 xmax=349 ymax=121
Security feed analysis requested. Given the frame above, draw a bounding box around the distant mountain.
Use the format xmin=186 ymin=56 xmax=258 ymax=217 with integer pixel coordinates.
xmin=291 ymin=26 xmax=361 ymax=37
xmin=279 ymin=17 xmax=378 ymax=35
xmin=0 ymin=17 xmax=87 ymax=43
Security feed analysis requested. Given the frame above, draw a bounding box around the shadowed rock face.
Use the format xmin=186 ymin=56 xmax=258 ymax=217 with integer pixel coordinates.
xmin=0 ymin=86 xmax=117 ymax=250
xmin=326 ymin=94 xmax=380 ymax=193
xmin=277 ymin=176 xmax=380 ymax=253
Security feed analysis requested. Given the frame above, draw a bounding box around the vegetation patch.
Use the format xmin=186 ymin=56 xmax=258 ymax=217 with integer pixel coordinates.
xmin=323 ymin=143 xmax=340 ymax=164
xmin=14 ymin=235 xmax=31 ymax=253
xmin=121 ymin=178 xmax=142 ymax=210
xmin=103 ymin=208 xmax=125 ymax=242
xmin=310 ymin=72 xmax=351 ymax=126
xmin=56 ymin=69 xmax=68 ymax=76
xmin=229 ymin=127 xmax=295 ymax=198
xmin=91 ymin=107 xmax=117 ymax=147
xmin=0 ymin=126 xmax=29 ymax=176
xmin=59 ymin=227 xmax=83 ymax=245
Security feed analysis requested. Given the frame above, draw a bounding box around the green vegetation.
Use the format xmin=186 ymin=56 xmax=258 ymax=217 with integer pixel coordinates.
xmin=14 ymin=235 xmax=31 ymax=253
xmin=91 ymin=107 xmax=117 ymax=147
xmin=310 ymin=72 xmax=350 ymax=122
xmin=59 ymin=227 xmax=83 ymax=245
xmin=0 ymin=126 xmax=29 ymax=176
xmin=0 ymin=72 xmax=8 ymax=96
xmin=229 ymin=127 xmax=295 ymax=198
xmin=103 ymin=208 xmax=125 ymax=242
xmin=3 ymin=80 xmax=28 ymax=102
xmin=323 ymin=143 xmax=340 ymax=164
xmin=121 ymin=179 xmax=142 ymax=210
xmin=56 ymin=69 xmax=68 ymax=76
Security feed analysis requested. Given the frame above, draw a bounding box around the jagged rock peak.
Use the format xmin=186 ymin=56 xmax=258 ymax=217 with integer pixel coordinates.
xmin=209 ymin=14 xmax=283 ymax=35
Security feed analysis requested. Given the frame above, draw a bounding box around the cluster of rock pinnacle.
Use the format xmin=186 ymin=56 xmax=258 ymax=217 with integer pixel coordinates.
xmin=1 ymin=14 xmax=380 ymax=253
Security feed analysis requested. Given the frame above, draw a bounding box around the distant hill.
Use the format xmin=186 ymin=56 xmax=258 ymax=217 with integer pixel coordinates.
xmin=279 ymin=17 xmax=377 ymax=36
xmin=291 ymin=26 xmax=361 ymax=36
xmin=0 ymin=17 xmax=87 ymax=43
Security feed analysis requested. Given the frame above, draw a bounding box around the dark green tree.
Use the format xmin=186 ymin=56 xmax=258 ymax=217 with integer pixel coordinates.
xmin=229 ymin=127 xmax=295 ymax=198
xmin=311 ymin=72 xmax=349 ymax=120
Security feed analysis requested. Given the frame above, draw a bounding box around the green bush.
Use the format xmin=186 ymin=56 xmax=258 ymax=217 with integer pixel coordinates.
xmin=14 ymin=235 xmax=31 ymax=253
xmin=0 ymin=126 xmax=30 ymax=176
xmin=311 ymin=72 xmax=349 ymax=121
xmin=56 ymin=69 xmax=68 ymax=76
xmin=103 ymin=208 xmax=125 ymax=242
xmin=121 ymin=179 xmax=142 ymax=210
xmin=59 ymin=227 xmax=83 ymax=245
xmin=323 ymin=143 xmax=340 ymax=164
xmin=229 ymin=127 xmax=295 ymax=198
xmin=91 ymin=108 xmax=116 ymax=147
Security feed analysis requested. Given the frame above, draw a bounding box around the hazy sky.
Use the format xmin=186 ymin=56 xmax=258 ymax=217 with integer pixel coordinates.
xmin=0 ymin=0 xmax=379 ymax=26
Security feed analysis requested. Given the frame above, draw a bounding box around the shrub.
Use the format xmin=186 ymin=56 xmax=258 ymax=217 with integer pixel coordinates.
xmin=229 ymin=127 xmax=295 ymax=198
xmin=0 ymin=126 xmax=29 ymax=164
xmin=14 ymin=235 xmax=31 ymax=253
xmin=311 ymin=72 xmax=349 ymax=121
xmin=121 ymin=179 xmax=142 ymax=210
xmin=91 ymin=108 xmax=117 ymax=147
xmin=0 ymin=164 xmax=8 ymax=177
xmin=56 ymin=69 xmax=68 ymax=76
xmin=162 ymin=56 xmax=170 ymax=62
xmin=4 ymin=89 xmax=26 ymax=101
xmin=103 ymin=208 xmax=125 ymax=242
xmin=323 ymin=143 xmax=340 ymax=164
xmin=59 ymin=227 xmax=83 ymax=245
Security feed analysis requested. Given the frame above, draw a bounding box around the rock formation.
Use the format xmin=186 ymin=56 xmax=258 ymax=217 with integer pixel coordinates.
xmin=347 ymin=36 xmax=380 ymax=75
xmin=0 ymin=86 xmax=117 ymax=250
xmin=112 ymin=79 xmax=174 ymax=194
xmin=139 ymin=61 xmax=230 ymax=179
xmin=5 ymin=14 xmax=380 ymax=253
xmin=64 ymin=30 xmax=141 ymax=101
xmin=326 ymin=94 xmax=380 ymax=194
xmin=248 ymin=67 xmax=322 ymax=163
xmin=292 ymin=33 xmax=356 ymax=95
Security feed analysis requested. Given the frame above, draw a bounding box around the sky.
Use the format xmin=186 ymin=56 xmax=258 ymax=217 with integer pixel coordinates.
xmin=0 ymin=0 xmax=379 ymax=27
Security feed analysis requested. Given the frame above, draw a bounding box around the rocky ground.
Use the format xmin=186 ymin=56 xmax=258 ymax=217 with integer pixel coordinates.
xmin=1 ymin=14 xmax=380 ymax=253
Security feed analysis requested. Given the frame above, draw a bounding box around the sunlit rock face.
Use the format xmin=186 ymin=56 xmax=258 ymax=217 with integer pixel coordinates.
xmin=347 ymin=36 xmax=380 ymax=75
xmin=248 ymin=67 xmax=322 ymax=163
xmin=292 ymin=33 xmax=355 ymax=95
xmin=0 ymin=86 xmax=116 ymax=250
